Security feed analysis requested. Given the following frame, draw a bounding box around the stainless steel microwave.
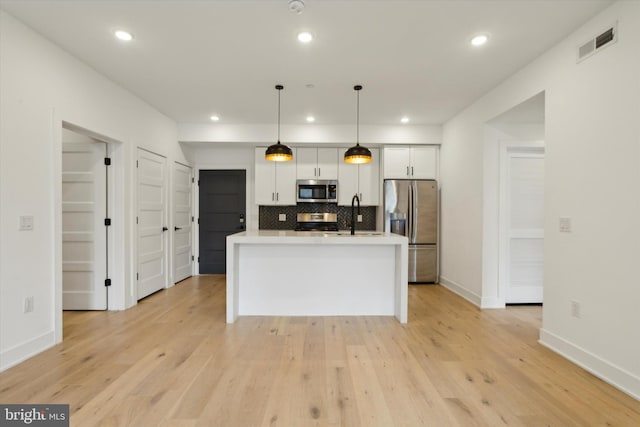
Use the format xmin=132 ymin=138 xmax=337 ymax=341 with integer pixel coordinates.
xmin=296 ymin=179 xmax=338 ymax=203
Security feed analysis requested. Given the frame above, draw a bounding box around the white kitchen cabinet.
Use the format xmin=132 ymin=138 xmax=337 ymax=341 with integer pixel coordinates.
xmin=383 ymin=146 xmax=438 ymax=179
xmin=297 ymin=147 xmax=338 ymax=180
xmin=254 ymin=147 xmax=297 ymax=205
xmin=338 ymin=148 xmax=379 ymax=206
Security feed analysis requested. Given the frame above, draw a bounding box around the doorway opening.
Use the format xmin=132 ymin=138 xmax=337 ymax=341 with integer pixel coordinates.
xmin=173 ymin=162 xmax=194 ymax=283
xmin=198 ymin=170 xmax=246 ymax=274
xmin=61 ymin=128 xmax=109 ymax=310
xmin=489 ymin=92 xmax=546 ymax=306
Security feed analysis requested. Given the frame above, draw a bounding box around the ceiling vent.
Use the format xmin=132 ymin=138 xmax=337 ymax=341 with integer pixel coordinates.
xmin=577 ymin=23 xmax=617 ymax=63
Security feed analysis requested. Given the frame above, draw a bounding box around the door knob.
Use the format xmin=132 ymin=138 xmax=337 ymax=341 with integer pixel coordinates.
xmin=162 ymin=226 xmax=168 ymax=232
xmin=174 ymin=226 xmax=182 ymax=231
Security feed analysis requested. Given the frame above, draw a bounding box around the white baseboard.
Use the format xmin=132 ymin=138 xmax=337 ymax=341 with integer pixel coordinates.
xmin=540 ymin=328 xmax=640 ymax=401
xmin=439 ymin=275 xmax=482 ymax=307
xmin=0 ymin=331 xmax=55 ymax=372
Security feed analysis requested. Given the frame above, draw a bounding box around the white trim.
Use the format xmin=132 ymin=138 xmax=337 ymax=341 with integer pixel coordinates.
xmin=0 ymin=331 xmax=55 ymax=371
xmin=480 ymin=296 xmax=504 ymax=309
xmin=540 ymin=329 xmax=640 ymax=401
xmin=439 ymin=276 xmax=482 ymax=307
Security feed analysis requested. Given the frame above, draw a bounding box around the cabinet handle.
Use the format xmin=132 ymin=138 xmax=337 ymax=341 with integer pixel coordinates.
xmin=411 ymin=166 xmax=414 ymax=176
xmin=272 ymin=192 xmax=275 ymax=201
xmin=314 ymin=167 xmax=317 ymax=177
xmin=276 ymin=192 xmax=279 ymax=201
xmin=406 ymin=166 xmax=409 ymax=176
xmin=318 ymin=167 xmax=321 ymax=176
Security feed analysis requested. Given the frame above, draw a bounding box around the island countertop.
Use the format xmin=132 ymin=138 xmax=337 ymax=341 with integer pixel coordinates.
xmin=226 ymin=230 xmax=409 ymax=324
xmin=227 ymin=229 xmax=407 ymax=244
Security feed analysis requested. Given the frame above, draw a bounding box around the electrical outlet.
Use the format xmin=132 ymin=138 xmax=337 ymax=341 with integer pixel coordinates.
xmin=559 ymin=217 xmax=571 ymax=233
xmin=278 ymin=214 xmax=286 ymax=222
xmin=570 ymin=300 xmax=581 ymax=318
xmin=357 ymin=214 xmax=363 ymax=222
xmin=24 ymin=296 xmax=34 ymax=313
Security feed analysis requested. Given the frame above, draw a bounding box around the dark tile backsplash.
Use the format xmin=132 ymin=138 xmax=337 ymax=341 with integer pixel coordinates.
xmin=259 ymin=204 xmax=377 ymax=231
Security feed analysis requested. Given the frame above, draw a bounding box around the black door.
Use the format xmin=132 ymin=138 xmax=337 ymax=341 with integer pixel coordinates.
xmin=199 ymin=170 xmax=246 ymax=273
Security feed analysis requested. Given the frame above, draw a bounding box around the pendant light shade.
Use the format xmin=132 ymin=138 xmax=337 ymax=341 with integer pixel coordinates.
xmin=344 ymin=85 xmax=372 ymax=164
xmin=265 ymin=85 xmax=293 ymax=162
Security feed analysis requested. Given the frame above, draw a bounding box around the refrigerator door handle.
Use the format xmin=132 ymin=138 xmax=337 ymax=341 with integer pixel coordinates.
xmin=410 ymin=181 xmax=418 ymax=243
xmin=407 ymin=182 xmax=415 ymax=244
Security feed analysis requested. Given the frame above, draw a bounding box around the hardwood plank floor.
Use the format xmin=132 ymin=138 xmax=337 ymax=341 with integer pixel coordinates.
xmin=1 ymin=275 xmax=639 ymax=426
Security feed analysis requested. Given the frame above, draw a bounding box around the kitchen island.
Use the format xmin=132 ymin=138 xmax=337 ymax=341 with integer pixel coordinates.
xmin=226 ymin=230 xmax=408 ymax=323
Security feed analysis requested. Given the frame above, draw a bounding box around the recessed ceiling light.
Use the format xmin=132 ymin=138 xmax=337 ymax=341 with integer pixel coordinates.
xmin=210 ymin=115 xmax=220 ymax=122
xmin=114 ymin=30 xmax=133 ymax=41
xmin=401 ymin=117 xmax=410 ymax=124
xmin=470 ymin=34 xmax=489 ymax=46
xmin=297 ymin=32 xmax=313 ymax=43
xmin=306 ymin=116 xmax=315 ymax=123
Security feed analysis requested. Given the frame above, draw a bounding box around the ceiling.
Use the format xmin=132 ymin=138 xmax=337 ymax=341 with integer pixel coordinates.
xmin=0 ymin=0 xmax=613 ymax=127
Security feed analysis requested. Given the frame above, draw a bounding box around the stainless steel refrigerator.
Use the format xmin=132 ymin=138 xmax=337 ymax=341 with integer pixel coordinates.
xmin=384 ymin=179 xmax=438 ymax=283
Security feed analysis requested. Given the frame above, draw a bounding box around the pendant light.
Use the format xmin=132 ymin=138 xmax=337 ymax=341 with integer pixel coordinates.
xmin=344 ymin=84 xmax=372 ymax=164
xmin=265 ymin=85 xmax=293 ymax=162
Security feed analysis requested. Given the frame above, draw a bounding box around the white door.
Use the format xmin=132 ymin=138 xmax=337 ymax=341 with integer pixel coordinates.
xmin=173 ymin=162 xmax=193 ymax=283
xmin=505 ymin=149 xmax=544 ymax=303
xmin=137 ymin=148 xmax=168 ymax=299
xmin=62 ymin=141 xmax=107 ymax=310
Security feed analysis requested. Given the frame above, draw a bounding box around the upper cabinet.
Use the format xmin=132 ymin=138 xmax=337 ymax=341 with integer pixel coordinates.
xmin=297 ymin=147 xmax=338 ymax=180
xmin=254 ymin=147 xmax=297 ymax=205
xmin=338 ymin=148 xmax=380 ymax=206
xmin=383 ymin=146 xmax=438 ymax=179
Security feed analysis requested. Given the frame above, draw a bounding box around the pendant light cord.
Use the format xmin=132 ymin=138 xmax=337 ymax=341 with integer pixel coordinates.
xmin=356 ymin=89 xmax=360 ymax=144
xmin=277 ymin=87 xmax=281 ymax=143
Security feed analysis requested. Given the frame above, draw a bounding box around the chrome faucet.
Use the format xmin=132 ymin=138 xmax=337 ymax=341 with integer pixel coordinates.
xmin=351 ymin=193 xmax=360 ymax=235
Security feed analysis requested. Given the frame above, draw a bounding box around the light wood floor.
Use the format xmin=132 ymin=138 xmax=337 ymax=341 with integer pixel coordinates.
xmin=1 ymin=276 xmax=639 ymax=426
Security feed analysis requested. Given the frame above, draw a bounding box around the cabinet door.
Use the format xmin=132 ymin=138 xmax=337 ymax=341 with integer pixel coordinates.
xmin=359 ymin=148 xmax=380 ymax=205
xmin=410 ymin=146 xmax=437 ymax=179
xmin=383 ymin=147 xmax=410 ymax=179
xmin=254 ymin=148 xmax=276 ymax=204
xmin=337 ymin=151 xmax=359 ymax=205
xmin=274 ymin=151 xmax=297 ymax=205
xmin=296 ymin=147 xmax=318 ymax=179
xmin=317 ymin=148 xmax=338 ymax=179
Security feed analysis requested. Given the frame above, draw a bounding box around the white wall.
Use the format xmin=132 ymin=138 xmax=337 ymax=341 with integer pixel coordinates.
xmin=179 ymin=123 xmax=442 ymax=145
xmin=440 ymin=0 xmax=640 ymax=398
xmin=0 ymin=11 xmax=185 ymax=370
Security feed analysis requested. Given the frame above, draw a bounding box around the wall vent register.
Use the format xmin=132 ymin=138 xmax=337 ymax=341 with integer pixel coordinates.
xmin=577 ymin=23 xmax=617 ymax=62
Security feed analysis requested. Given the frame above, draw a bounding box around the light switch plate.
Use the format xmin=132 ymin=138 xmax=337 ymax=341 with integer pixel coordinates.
xmin=559 ymin=217 xmax=571 ymax=233
xmin=20 ymin=215 xmax=34 ymax=231
xmin=357 ymin=214 xmax=363 ymax=222
xmin=278 ymin=214 xmax=286 ymax=222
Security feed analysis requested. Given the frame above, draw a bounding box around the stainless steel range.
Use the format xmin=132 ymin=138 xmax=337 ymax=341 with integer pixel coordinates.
xmin=295 ymin=212 xmax=339 ymax=232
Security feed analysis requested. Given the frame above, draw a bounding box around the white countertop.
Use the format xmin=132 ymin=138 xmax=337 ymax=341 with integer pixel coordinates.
xmin=226 ymin=229 xmax=409 ymax=323
xmin=227 ymin=230 xmax=408 ymax=245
